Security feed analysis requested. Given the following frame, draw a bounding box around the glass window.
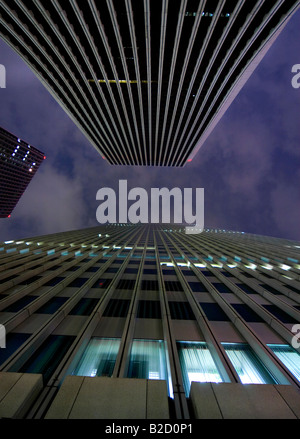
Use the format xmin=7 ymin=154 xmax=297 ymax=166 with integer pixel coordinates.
xmin=117 ymin=279 xmax=136 ymax=290
xmin=262 ymin=305 xmax=298 ymax=324
xmin=47 ymin=264 xmax=62 ymax=271
xmin=143 ymin=268 xmax=157 ymax=274
xmin=177 ymin=341 xmax=223 ymax=396
xmin=200 ymin=302 xmax=230 ymax=321
xmin=20 ymin=335 xmax=75 ymax=384
xmin=199 ymin=270 xmax=214 ymax=277
xmin=0 ymin=333 xmax=31 ymax=366
xmin=73 ymin=338 xmax=121 ymax=377
xmin=66 ymin=265 xmax=80 ymax=271
xmin=0 ymin=274 xmax=15 ymax=284
xmin=128 ymin=260 xmax=140 ymax=265
xmin=44 ymin=276 xmax=65 ymax=287
xmin=69 ymin=298 xmax=99 ymax=316
xmin=127 ymin=339 xmax=168 ymax=381
xmin=181 ymin=270 xmax=195 ymax=276
xmin=213 ymin=283 xmax=232 ymax=293
xmin=68 ymin=277 xmax=88 ymax=288
xmin=162 ymin=268 xmax=176 ymax=276
xmin=236 ymin=283 xmax=258 ymax=295
xmin=105 ymin=267 xmax=119 ymax=273
xmin=19 ymin=275 xmax=42 ymax=285
xmin=267 ymin=344 xmax=300 ymax=382
xmin=221 ymin=271 xmax=233 ymax=277
xmin=164 ymin=281 xmax=183 ymax=292
xmin=260 ymin=284 xmax=281 ymax=295
xmin=91 ymin=278 xmax=112 ymax=288
xmin=85 ymin=266 xmax=99 ymax=272
xmin=3 ymin=295 xmax=37 ymax=312
xmin=188 ymin=281 xmax=207 ymax=292
xmin=35 ymin=296 xmax=68 ymax=314
xmin=169 ymin=301 xmax=195 ymax=320
xmin=141 ymin=280 xmax=159 ymax=291
xmin=103 ymin=299 xmax=130 ymax=317
xmin=222 ymin=343 xmax=277 ymax=384
xmin=124 ymin=267 xmax=139 ymax=274
xmin=137 ymin=300 xmax=161 ymax=319
xmin=231 ymin=304 xmax=264 ymax=322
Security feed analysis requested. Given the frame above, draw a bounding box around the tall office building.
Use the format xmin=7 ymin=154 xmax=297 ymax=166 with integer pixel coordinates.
xmin=0 ymin=126 xmax=45 ymax=218
xmin=0 ymin=224 xmax=300 ymax=419
xmin=0 ymin=1 xmax=299 ymax=166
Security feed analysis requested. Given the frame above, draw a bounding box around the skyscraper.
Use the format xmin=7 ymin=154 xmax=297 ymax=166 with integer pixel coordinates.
xmin=0 ymin=224 xmax=299 ymax=419
xmin=0 ymin=1 xmax=299 ymax=166
xmin=0 ymin=126 xmax=45 ymax=218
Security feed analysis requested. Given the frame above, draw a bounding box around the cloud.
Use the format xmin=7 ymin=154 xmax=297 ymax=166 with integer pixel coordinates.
xmin=0 ymin=163 xmax=90 ymax=241
xmin=269 ymin=172 xmax=300 ymax=241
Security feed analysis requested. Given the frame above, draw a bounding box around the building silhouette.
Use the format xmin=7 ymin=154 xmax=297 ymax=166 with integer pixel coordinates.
xmin=0 ymin=1 xmax=299 ymax=166
xmin=0 ymin=126 xmax=45 ymax=218
xmin=0 ymin=224 xmax=299 ymax=419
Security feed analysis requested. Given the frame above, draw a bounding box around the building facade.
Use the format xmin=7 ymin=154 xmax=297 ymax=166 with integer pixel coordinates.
xmin=0 ymin=1 xmax=299 ymax=166
xmin=0 ymin=224 xmax=300 ymax=419
xmin=0 ymin=126 xmax=45 ymax=218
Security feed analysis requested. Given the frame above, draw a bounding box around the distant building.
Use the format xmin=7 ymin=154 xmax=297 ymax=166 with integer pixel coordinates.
xmin=0 ymin=224 xmax=299 ymax=419
xmin=0 ymin=126 xmax=45 ymax=218
xmin=0 ymin=1 xmax=299 ymax=165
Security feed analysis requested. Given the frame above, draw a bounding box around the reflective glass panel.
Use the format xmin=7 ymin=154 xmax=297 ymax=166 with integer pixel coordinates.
xmin=177 ymin=341 xmax=223 ymax=396
xmin=268 ymin=344 xmax=300 ymax=382
xmin=73 ymin=337 xmax=120 ymax=377
xmin=127 ymin=339 xmax=168 ymax=381
xmin=222 ymin=343 xmax=277 ymax=384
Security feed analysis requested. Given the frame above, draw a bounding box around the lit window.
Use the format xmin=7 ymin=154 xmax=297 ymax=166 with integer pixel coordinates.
xmin=268 ymin=344 xmax=300 ymax=382
xmin=177 ymin=341 xmax=223 ymax=396
xmin=222 ymin=343 xmax=277 ymax=384
xmin=127 ymin=339 xmax=168 ymax=382
xmin=73 ymin=338 xmax=120 ymax=377
xmin=280 ymin=264 xmax=291 ymax=271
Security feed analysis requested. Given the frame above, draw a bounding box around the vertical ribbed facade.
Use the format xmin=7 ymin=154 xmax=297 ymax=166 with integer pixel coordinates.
xmin=0 ymin=224 xmax=299 ymax=418
xmin=0 ymin=126 xmax=45 ymax=218
xmin=0 ymin=1 xmax=299 ymax=165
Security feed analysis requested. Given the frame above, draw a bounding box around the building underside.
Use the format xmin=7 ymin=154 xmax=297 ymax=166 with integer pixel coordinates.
xmin=0 ymin=1 xmax=299 ymax=165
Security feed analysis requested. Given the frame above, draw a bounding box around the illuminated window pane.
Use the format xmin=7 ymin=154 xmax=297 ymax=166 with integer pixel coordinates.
xmin=222 ymin=343 xmax=277 ymax=384
xmin=73 ymin=338 xmax=120 ymax=377
xmin=127 ymin=339 xmax=167 ymax=381
xmin=268 ymin=344 xmax=300 ymax=382
xmin=177 ymin=341 xmax=223 ymax=396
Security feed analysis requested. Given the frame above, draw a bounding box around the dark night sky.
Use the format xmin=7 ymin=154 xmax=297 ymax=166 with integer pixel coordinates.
xmin=0 ymin=9 xmax=299 ymax=243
